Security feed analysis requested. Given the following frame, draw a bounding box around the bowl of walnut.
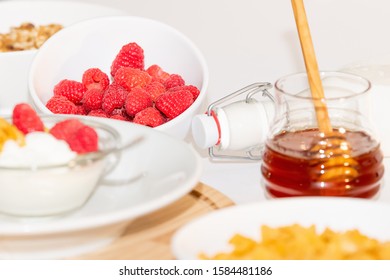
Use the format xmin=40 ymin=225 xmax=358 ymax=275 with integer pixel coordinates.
xmin=0 ymin=0 xmax=126 ymax=115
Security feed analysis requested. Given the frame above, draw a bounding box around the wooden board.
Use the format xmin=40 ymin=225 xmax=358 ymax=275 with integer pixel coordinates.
xmin=74 ymin=182 xmax=234 ymax=259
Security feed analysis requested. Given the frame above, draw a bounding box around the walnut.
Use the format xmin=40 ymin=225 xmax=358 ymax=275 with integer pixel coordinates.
xmin=0 ymin=22 xmax=63 ymax=52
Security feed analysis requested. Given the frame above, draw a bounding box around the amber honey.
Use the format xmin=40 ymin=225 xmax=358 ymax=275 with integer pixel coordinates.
xmin=261 ymin=128 xmax=384 ymax=198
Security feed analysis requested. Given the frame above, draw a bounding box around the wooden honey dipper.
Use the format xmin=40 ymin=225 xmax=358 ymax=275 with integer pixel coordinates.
xmin=291 ymin=0 xmax=358 ymax=182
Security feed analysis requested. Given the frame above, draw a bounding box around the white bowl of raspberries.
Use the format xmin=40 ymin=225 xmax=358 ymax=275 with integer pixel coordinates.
xmin=28 ymin=16 xmax=209 ymax=139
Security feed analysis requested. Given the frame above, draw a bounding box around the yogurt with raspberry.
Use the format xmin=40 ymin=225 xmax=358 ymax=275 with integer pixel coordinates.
xmin=0 ymin=130 xmax=106 ymax=217
xmin=0 ymin=132 xmax=77 ymax=167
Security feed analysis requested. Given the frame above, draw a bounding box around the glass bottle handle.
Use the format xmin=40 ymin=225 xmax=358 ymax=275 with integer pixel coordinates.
xmin=207 ymin=82 xmax=274 ymax=161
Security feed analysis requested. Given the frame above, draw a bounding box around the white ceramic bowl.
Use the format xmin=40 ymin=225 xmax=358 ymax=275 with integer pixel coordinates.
xmin=172 ymin=198 xmax=390 ymax=260
xmin=0 ymin=1 xmax=127 ymax=114
xmin=28 ymin=16 xmax=209 ymax=139
xmin=0 ymin=115 xmax=121 ymax=217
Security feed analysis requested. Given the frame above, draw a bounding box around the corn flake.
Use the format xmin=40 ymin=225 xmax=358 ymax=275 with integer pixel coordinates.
xmin=200 ymin=224 xmax=390 ymax=260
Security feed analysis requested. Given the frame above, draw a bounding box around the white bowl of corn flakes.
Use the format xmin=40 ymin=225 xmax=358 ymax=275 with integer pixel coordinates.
xmin=172 ymin=198 xmax=390 ymax=260
xmin=0 ymin=1 xmax=126 ymax=114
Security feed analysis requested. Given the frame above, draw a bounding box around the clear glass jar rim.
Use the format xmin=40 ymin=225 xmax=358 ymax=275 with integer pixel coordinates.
xmin=274 ymin=71 xmax=372 ymax=101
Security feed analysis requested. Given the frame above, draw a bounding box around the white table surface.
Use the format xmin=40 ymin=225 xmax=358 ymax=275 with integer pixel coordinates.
xmin=12 ymin=0 xmax=390 ymax=204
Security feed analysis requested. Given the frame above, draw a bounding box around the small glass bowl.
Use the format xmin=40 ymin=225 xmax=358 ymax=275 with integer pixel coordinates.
xmin=0 ymin=115 xmax=121 ymax=217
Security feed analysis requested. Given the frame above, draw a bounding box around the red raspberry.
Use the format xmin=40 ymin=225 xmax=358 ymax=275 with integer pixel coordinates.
xmin=46 ymin=96 xmax=77 ymax=114
xmin=145 ymin=81 xmax=166 ymax=102
xmin=163 ymin=74 xmax=185 ymax=90
xmin=50 ymin=119 xmax=84 ymax=141
xmin=155 ymin=89 xmax=194 ymax=119
xmin=12 ymin=103 xmax=44 ymax=134
xmin=67 ymin=125 xmax=98 ymax=154
xmin=102 ymin=84 xmax=128 ymax=114
xmin=83 ymin=88 xmax=104 ymax=112
xmin=110 ymin=42 xmax=144 ymax=77
xmin=183 ymin=85 xmax=200 ymax=99
xmin=124 ymin=88 xmax=153 ymax=117
xmin=53 ymin=79 xmax=87 ymax=104
xmin=113 ymin=67 xmax=152 ymax=92
xmin=88 ymin=109 xmax=108 ymax=118
xmin=82 ymin=68 xmax=110 ymax=91
xmin=51 ymin=119 xmax=98 ymax=154
xmin=133 ymin=107 xmax=165 ymax=127
xmin=75 ymin=105 xmax=87 ymax=115
xmin=110 ymin=114 xmax=128 ymax=121
xmin=170 ymin=85 xmax=200 ymax=100
xmin=146 ymin=64 xmax=170 ymax=81
xmin=110 ymin=108 xmax=130 ymax=120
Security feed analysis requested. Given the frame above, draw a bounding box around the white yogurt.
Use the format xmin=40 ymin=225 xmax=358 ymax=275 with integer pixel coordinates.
xmin=0 ymin=131 xmax=107 ymax=217
xmin=0 ymin=132 xmax=77 ymax=167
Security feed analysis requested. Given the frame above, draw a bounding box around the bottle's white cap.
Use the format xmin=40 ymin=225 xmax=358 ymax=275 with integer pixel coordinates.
xmin=191 ymin=114 xmax=219 ymax=149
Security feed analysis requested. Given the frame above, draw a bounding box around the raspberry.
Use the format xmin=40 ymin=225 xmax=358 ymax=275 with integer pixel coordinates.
xmin=124 ymin=88 xmax=153 ymax=117
xmin=53 ymin=79 xmax=87 ymax=104
xmin=67 ymin=125 xmax=98 ymax=154
xmin=12 ymin=103 xmax=44 ymax=134
xmin=183 ymin=85 xmax=200 ymax=99
xmin=50 ymin=119 xmax=98 ymax=154
xmin=102 ymin=84 xmax=128 ymax=114
xmin=110 ymin=108 xmax=124 ymax=116
xmin=134 ymin=107 xmax=165 ymax=127
xmin=110 ymin=42 xmax=144 ymax=77
xmin=75 ymin=105 xmax=87 ymax=115
xmin=145 ymin=81 xmax=166 ymax=102
xmin=163 ymin=74 xmax=185 ymax=90
xmin=155 ymin=89 xmax=194 ymax=119
xmin=110 ymin=114 xmax=128 ymax=121
xmin=113 ymin=67 xmax=152 ymax=92
xmin=82 ymin=68 xmax=110 ymax=91
xmin=170 ymin=85 xmax=200 ymax=100
xmin=110 ymin=107 xmax=131 ymax=121
xmin=83 ymin=88 xmax=104 ymax=112
xmin=46 ymin=96 xmax=77 ymax=114
xmin=50 ymin=119 xmax=84 ymax=141
xmin=146 ymin=64 xmax=170 ymax=81
xmin=88 ymin=109 xmax=108 ymax=118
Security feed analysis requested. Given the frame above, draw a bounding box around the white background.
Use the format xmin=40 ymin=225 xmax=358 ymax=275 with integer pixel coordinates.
xmin=7 ymin=0 xmax=390 ymax=203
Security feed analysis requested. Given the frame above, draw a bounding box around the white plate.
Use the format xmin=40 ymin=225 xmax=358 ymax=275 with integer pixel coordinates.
xmin=0 ymin=1 xmax=127 ymax=32
xmin=0 ymin=1 xmax=127 ymax=114
xmin=0 ymin=117 xmax=202 ymax=259
xmin=172 ymin=198 xmax=390 ymax=259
